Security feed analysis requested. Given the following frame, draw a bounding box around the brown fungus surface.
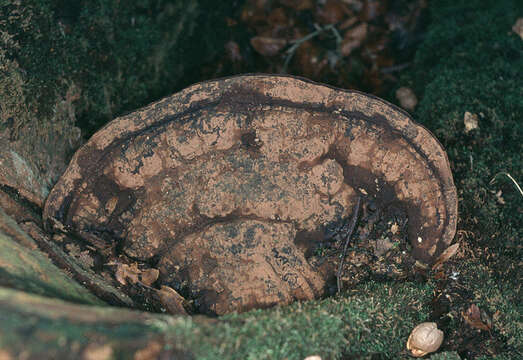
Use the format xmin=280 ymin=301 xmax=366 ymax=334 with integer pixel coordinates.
xmin=43 ymin=75 xmax=457 ymax=315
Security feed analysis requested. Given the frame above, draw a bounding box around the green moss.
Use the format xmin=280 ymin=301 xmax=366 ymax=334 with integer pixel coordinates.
xmin=0 ymin=280 xmax=433 ymax=359
xmin=400 ymin=0 xmax=522 ymax=253
xmin=1 ymin=0 xmax=237 ymax=135
xmin=405 ymin=0 xmax=522 ymax=271
xmin=456 ymin=260 xmax=522 ymax=351
xmin=429 ymin=352 xmax=461 ymax=360
xmin=161 ymin=280 xmax=432 ymax=359
xmin=398 ymin=0 xmax=522 ymax=357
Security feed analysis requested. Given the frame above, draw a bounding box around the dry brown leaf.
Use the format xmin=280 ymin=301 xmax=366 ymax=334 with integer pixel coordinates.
xmin=133 ymin=341 xmax=163 ymax=360
xmin=464 ymin=111 xmax=479 ymax=133
xmin=156 ymin=286 xmax=187 ymax=315
xmin=140 ymin=268 xmax=159 ymax=286
xmin=115 ymin=262 xmax=141 ymax=286
xmin=433 ymin=270 xmax=446 ymax=280
xmin=240 ymin=0 xmax=270 ymax=28
xmin=432 ymin=242 xmax=460 ymax=270
xmin=65 ymin=243 xmax=81 ymax=257
xmin=105 ymin=196 xmax=118 ymax=215
xmin=316 ymin=0 xmax=351 ymax=25
xmin=395 ymin=87 xmax=418 ymax=112
xmin=512 ymin=18 xmax=523 ymax=40
xmin=267 ymin=7 xmax=288 ymax=27
xmin=250 ymin=36 xmax=287 ymax=56
xmin=280 ymin=0 xmax=313 ymax=11
xmin=361 ymin=0 xmax=383 ymax=22
xmin=338 ymin=16 xmax=358 ymax=30
xmin=52 ymin=233 xmax=66 ymax=243
xmin=341 ymin=22 xmax=367 ymax=56
xmin=295 ymin=41 xmax=328 ymax=78
xmin=462 ymin=304 xmax=493 ymax=331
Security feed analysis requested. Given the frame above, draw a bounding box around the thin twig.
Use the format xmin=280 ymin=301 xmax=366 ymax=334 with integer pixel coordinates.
xmin=490 ymin=172 xmax=523 ymax=197
xmin=380 ymin=62 xmax=410 ymax=74
xmin=328 ymin=24 xmax=343 ymax=48
xmin=337 ymin=196 xmax=361 ymax=294
xmin=282 ymin=23 xmax=340 ymax=73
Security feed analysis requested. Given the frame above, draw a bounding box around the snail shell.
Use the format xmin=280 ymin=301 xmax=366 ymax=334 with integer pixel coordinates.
xmin=406 ymin=322 xmax=444 ymax=357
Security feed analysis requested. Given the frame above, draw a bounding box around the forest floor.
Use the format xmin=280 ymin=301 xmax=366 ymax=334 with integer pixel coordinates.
xmin=0 ymin=0 xmax=521 ymax=359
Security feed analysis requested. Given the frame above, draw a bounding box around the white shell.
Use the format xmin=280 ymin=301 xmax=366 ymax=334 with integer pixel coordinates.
xmin=406 ymin=322 xmax=444 ymax=357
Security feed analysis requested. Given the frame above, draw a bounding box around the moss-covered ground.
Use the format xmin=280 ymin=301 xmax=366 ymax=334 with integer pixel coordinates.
xmin=0 ymin=281 xmax=432 ymax=359
xmin=397 ymin=0 xmax=522 ymax=357
xmin=1 ymin=0 xmax=236 ymax=135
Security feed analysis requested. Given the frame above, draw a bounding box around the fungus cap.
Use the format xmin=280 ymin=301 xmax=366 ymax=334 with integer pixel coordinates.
xmin=43 ymin=75 xmax=458 ymax=314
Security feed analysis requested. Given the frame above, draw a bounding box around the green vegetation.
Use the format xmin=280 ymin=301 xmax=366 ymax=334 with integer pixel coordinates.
xmin=0 ymin=0 xmax=237 ymax=198
xmin=1 ymin=0 xmax=235 ymax=135
xmin=457 ymin=261 xmax=522 ymax=353
xmin=172 ymin=281 xmax=431 ymax=359
xmin=397 ymin=0 xmax=522 ymax=357
xmin=0 ymin=281 xmax=432 ymax=359
xmin=402 ymin=0 xmax=522 ymax=255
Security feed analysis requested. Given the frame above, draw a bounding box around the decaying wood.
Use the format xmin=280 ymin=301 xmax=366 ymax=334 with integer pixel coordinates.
xmin=0 ymin=287 xmax=194 ymax=359
xmin=42 ymin=75 xmax=458 ymax=314
xmin=0 ymin=207 xmax=102 ymax=305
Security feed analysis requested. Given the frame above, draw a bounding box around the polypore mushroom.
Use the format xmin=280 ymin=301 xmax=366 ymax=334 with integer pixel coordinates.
xmin=43 ymin=75 xmax=457 ymax=314
xmin=407 ymin=322 xmax=444 ymax=357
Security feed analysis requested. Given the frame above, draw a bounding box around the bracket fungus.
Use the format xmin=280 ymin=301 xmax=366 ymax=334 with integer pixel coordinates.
xmin=43 ymin=75 xmax=457 ymax=315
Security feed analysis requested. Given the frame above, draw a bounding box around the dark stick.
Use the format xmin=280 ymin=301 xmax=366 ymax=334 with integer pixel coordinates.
xmin=337 ymin=196 xmax=361 ymax=294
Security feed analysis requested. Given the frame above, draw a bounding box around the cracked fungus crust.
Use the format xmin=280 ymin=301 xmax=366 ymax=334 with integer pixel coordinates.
xmin=43 ymin=75 xmax=457 ymax=314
